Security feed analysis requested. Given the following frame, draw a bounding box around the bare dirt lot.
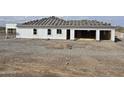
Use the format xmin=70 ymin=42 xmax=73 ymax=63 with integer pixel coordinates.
xmin=0 ymin=39 xmax=124 ymax=77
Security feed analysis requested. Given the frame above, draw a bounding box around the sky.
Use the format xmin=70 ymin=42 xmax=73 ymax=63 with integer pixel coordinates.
xmin=0 ymin=16 xmax=124 ymax=27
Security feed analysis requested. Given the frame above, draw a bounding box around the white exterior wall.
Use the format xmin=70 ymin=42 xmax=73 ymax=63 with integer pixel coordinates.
xmin=111 ymin=29 xmax=115 ymax=42
xmin=15 ymin=27 xmax=115 ymax=42
xmin=6 ymin=24 xmax=17 ymax=29
xmin=16 ymin=28 xmax=67 ymax=39
xmin=96 ymin=30 xmax=100 ymax=41
xmin=70 ymin=29 xmax=75 ymax=40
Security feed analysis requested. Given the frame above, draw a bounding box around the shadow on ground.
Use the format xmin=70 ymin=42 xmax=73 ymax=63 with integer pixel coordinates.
xmin=115 ymin=36 xmax=122 ymax=42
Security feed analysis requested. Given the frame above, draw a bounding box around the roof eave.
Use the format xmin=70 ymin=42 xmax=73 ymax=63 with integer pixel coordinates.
xmin=17 ymin=25 xmax=116 ymax=29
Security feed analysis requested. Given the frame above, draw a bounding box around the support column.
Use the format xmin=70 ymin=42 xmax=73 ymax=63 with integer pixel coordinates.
xmin=70 ymin=29 xmax=75 ymax=40
xmin=111 ymin=29 xmax=115 ymax=42
xmin=96 ymin=30 xmax=100 ymax=41
xmin=5 ymin=27 xmax=8 ymax=39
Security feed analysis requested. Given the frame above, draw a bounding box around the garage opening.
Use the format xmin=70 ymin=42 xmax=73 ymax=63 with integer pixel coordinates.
xmin=7 ymin=28 xmax=16 ymax=39
xmin=100 ymin=30 xmax=111 ymax=40
xmin=75 ymin=30 xmax=96 ymax=40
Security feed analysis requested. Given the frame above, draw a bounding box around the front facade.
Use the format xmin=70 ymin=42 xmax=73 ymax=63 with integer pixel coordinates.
xmin=6 ymin=16 xmax=116 ymax=41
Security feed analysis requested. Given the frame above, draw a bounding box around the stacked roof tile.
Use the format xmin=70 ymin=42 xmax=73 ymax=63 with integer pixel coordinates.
xmin=17 ymin=16 xmax=115 ymax=28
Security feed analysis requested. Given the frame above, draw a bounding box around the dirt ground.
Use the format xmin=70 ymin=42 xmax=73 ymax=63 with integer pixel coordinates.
xmin=0 ymin=39 xmax=124 ymax=77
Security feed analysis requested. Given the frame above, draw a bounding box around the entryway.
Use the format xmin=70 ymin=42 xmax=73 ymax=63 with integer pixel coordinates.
xmin=67 ymin=29 xmax=70 ymax=40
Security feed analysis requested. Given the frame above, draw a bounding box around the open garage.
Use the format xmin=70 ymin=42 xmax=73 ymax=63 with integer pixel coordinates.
xmin=75 ymin=30 xmax=96 ymax=40
xmin=100 ymin=30 xmax=111 ymax=40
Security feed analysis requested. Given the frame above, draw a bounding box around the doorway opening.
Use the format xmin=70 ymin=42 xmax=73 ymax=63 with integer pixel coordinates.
xmin=67 ymin=29 xmax=70 ymax=40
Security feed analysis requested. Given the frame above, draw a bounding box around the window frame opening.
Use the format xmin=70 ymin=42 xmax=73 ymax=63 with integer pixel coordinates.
xmin=57 ymin=29 xmax=62 ymax=34
xmin=33 ymin=29 xmax=37 ymax=35
xmin=48 ymin=29 xmax=52 ymax=35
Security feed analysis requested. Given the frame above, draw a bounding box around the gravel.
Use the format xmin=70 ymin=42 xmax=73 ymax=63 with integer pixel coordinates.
xmin=0 ymin=39 xmax=124 ymax=76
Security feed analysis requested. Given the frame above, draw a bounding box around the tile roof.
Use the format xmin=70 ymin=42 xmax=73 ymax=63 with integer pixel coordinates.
xmin=17 ymin=16 xmax=115 ymax=28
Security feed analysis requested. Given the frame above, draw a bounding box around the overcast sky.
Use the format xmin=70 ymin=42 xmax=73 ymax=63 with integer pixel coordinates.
xmin=0 ymin=16 xmax=124 ymax=27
